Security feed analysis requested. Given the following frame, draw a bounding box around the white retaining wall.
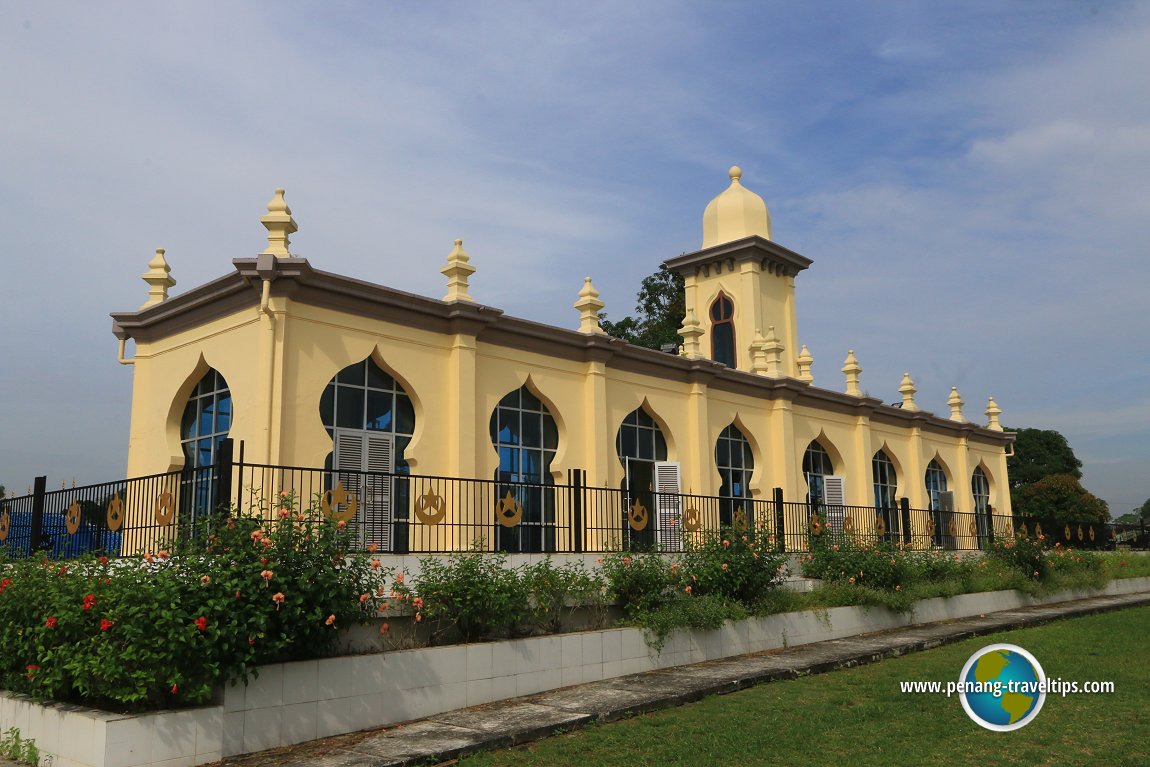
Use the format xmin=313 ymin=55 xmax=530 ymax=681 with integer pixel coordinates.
xmin=4 ymin=576 xmax=1148 ymax=767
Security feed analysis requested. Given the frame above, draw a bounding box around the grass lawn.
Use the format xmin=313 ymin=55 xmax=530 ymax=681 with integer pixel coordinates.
xmin=460 ymin=606 xmax=1150 ymax=767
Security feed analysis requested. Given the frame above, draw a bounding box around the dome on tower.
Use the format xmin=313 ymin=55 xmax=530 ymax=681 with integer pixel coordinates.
xmin=701 ymin=166 xmax=772 ymax=248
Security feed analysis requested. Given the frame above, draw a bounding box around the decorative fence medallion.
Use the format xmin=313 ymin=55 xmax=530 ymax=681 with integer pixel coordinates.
xmin=0 ymin=509 xmax=8 ymax=542
xmin=947 ymin=519 xmax=958 ymax=537
xmin=155 ymin=491 xmax=175 ymax=526
xmin=1035 ymin=523 xmax=1043 ymax=539
xmin=875 ymin=515 xmax=886 ymax=536
xmin=414 ymin=491 xmax=446 ymax=525
xmin=65 ymin=500 xmax=83 ymax=535
xmin=497 ymin=491 xmax=523 ymax=528
xmin=1019 ymin=522 xmax=1029 ymax=538
xmin=1064 ymin=525 xmax=1072 ymax=541
xmin=809 ymin=514 xmax=823 ymax=535
xmin=1089 ymin=526 xmax=1096 ymax=542
xmin=732 ymin=509 xmax=748 ymax=533
xmin=106 ymin=495 xmax=124 ymax=532
xmin=1077 ymin=525 xmax=1084 ymax=542
xmin=926 ymin=519 xmax=936 ymax=537
xmin=321 ymin=483 xmax=358 ymax=523
xmin=969 ymin=520 xmax=978 ymax=536
xmin=843 ymin=516 xmax=855 ymax=533
xmin=627 ymin=500 xmax=649 ymax=532
xmin=682 ymin=507 xmax=701 ymax=532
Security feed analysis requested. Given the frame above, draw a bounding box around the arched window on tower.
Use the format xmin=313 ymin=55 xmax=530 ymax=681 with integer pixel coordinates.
xmin=710 ymin=293 xmax=736 ymax=368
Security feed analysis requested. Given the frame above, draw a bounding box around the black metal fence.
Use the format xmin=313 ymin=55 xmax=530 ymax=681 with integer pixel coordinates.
xmin=3 ymin=441 xmax=1139 ymax=559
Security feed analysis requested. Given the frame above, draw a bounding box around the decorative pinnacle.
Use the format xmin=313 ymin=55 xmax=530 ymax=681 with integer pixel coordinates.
xmin=842 ymin=350 xmax=862 ymax=397
xmin=985 ymin=396 xmax=1003 ymax=431
xmin=796 ymin=344 xmax=814 ymax=383
xmin=678 ymin=308 xmax=704 ymax=359
xmin=948 ymin=387 xmax=966 ymax=422
xmin=140 ymin=248 xmax=176 ymax=308
xmin=729 ymin=165 xmax=742 ymax=182
xmin=260 ymin=188 xmax=297 ymax=257
xmin=898 ymin=373 xmax=919 ymax=412
xmin=574 ymin=277 xmax=606 ymax=334
xmin=441 ymin=239 xmax=476 ymax=303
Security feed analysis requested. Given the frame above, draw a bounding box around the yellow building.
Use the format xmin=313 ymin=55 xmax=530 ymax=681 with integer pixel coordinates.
xmin=111 ymin=168 xmax=1014 ymax=553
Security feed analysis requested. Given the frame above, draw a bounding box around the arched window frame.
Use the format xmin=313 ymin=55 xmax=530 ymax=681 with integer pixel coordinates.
xmin=320 ymin=358 xmax=415 ymax=473
xmin=179 ymin=369 xmax=231 ymax=469
xmin=716 ymin=423 xmax=754 ymax=528
xmin=709 ymin=292 xmax=736 ymax=368
xmin=872 ymin=450 xmax=898 ymax=511
xmin=972 ymin=466 xmax=992 ymax=548
xmin=803 ymin=440 xmax=834 ymax=509
xmin=925 ymin=460 xmax=949 ymax=510
xmin=489 ymin=386 xmax=560 ymax=553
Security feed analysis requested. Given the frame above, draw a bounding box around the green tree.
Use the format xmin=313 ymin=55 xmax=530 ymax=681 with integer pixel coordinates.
xmin=1142 ymin=498 xmax=1150 ymax=520
xmin=1006 ymin=428 xmax=1082 ymax=490
xmin=599 ymin=265 xmax=685 ymax=351
xmin=1013 ymin=474 xmax=1109 ymax=525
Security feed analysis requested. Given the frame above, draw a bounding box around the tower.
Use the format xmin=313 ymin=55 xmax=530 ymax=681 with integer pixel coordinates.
xmin=664 ymin=166 xmax=811 ymax=376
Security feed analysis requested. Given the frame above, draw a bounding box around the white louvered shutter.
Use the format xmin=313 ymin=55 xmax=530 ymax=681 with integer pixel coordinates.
xmin=823 ymin=475 xmax=846 ymax=534
xmin=654 ymin=461 xmax=682 ymax=552
xmin=333 ymin=430 xmax=365 ymax=512
xmin=362 ymin=433 xmax=394 ymax=551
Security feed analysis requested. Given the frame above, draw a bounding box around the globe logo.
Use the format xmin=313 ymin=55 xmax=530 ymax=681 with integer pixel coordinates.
xmin=959 ymin=643 xmax=1047 ymax=731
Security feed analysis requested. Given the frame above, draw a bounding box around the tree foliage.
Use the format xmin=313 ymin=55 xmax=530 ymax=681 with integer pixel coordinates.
xmin=1006 ymin=428 xmax=1082 ymax=489
xmin=599 ymin=265 xmax=685 ymax=351
xmin=1013 ymin=473 xmax=1109 ymax=525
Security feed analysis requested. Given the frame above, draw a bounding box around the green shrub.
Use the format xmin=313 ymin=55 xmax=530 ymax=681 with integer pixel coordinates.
xmin=800 ymin=534 xmax=906 ymax=590
xmin=986 ymin=533 xmax=1048 ymax=580
xmin=675 ymin=527 xmax=787 ymax=602
xmin=599 ymin=551 xmax=674 ymax=617
xmin=411 ymin=546 xmax=530 ymax=643
xmin=522 ymin=559 xmax=607 ymax=634
xmin=0 ymin=493 xmax=387 ymax=711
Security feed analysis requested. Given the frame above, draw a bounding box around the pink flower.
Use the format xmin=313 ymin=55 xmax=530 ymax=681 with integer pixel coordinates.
xmin=200 ymin=575 xmax=211 ymax=585
xmin=721 ymin=563 xmax=728 ymax=571
xmin=722 ymin=540 xmax=730 ymax=548
xmin=895 ymin=585 xmax=902 ymax=591
xmin=170 ymin=683 xmax=179 ymax=694
xmin=848 ymin=577 xmax=856 ymax=584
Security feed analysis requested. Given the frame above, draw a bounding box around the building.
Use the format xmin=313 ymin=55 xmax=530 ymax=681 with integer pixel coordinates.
xmin=109 ymin=168 xmax=1014 ymax=552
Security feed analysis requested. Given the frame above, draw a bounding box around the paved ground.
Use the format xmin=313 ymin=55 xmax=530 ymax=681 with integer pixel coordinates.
xmin=1 ymin=591 xmax=1145 ymax=767
xmin=193 ymin=590 xmax=1150 ymax=767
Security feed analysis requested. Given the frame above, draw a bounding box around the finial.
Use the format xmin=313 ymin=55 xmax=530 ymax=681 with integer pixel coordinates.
xmin=729 ymin=165 xmax=742 ymax=182
xmin=842 ymin=350 xmax=862 ymax=397
xmin=948 ymin=387 xmax=966 ymax=422
xmin=899 ymin=373 xmax=919 ymax=412
xmin=441 ymin=238 xmax=476 ymax=303
xmin=985 ymin=396 xmax=1003 ymax=431
xmin=678 ymin=308 xmax=704 ymax=358
xmin=140 ymin=248 xmax=176 ymax=309
xmin=749 ymin=329 xmax=769 ymax=375
xmin=574 ymin=277 xmax=606 ymax=334
xmin=796 ymin=344 xmax=814 ymax=383
xmin=260 ymin=188 xmax=297 ymax=257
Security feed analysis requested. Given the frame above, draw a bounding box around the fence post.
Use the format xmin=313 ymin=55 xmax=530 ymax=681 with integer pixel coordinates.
xmin=214 ymin=439 xmax=234 ymax=514
xmin=234 ymin=440 xmax=246 ymax=510
xmin=900 ymin=497 xmax=911 ymax=545
xmin=30 ymin=475 xmax=47 ymax=551
xmin=773 ymin=487 xmax=785 ymax=552
xmin=569 ymin=469 xmax=585 ymax=553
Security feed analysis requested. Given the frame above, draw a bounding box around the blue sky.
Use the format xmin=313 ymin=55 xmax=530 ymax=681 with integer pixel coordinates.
xmin=1 ymin=2 xmax=1147 ymax=514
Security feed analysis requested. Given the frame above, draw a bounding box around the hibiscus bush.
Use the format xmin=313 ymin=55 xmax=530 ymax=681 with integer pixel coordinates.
xmin=675 ymin=526 xmax=787 ymax=603
xmin=0 ymin=493 xmax=387 ymax=711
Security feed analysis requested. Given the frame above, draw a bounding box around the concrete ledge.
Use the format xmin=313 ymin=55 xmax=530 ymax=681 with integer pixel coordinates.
xmin=4 ymin=576 xmax=1149 ymax=767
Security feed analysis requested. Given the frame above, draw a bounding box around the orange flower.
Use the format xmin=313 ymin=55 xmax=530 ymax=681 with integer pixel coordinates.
xmin=261 ymin=569 xmax=274 ymax=584
xmin=379 ymin=623 xmax=389 ymax=634
xmin=337 ymin=520 xmax=347 ymax=530
xmin=157 ymin=550 xmax=169 ymax=560
xmin=370 ymin=559 xmax=382 ymax=570
xmin=250 ymin=530 xmax=264 ymax=542
xmin=200 ymin=575 xmax=211 ymax=585
xmin=684 ymin=585 xmax=692 ymax=594
xmin=721 ymin=563 xmax=728 ymax=571
xmin=368 ymin=544 xmax=379 ymax=553
xmin=272 ymin=592 xmax=285 ymax=608
xmin=415 ymin=612 xmax=423 ymax=623
xmin=412 ymin=597 xmax=423 ymax=609
xmin=395 ymin=574 xmax=405 ymax=585
xmin=378 ymin=603 xmax=388 ymax=613
xmin=325 ymin=614 xmax=336 ymax=626
xmin=45 ymin=617 xmax=58 ymax=628
xmin=359 ymin=593 xmax=371 ymax=603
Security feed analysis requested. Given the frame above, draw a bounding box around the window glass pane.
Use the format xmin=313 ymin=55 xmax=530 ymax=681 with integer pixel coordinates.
xmin=395 ymin=394 xmax=415 ymax=435
xmin=498 ymin=409 xmax=519 ymax=445
xmin=619 ymin=426 xmax=637 ymax=458
xmin=520 ymin=389 xmax=542 ymax=412
xmin=542 ymin=415 xmax=558 ymax=450
xmin=366 ymin=360 xmax=391 ymax=390
xmin=319 ymin=385 xmax=335 ymax=428
xmin=197 ymin=438 xmax=213 ymax=468
xmin=498 ymin=446 xmax=518 ymax=478
xmin=520 ymin=413 xmax=542 ymax=448
xmin=181 ymin=401 xmax=198 ymax=440
xmin=716 ymin=438 xmax=731 ymax=469
xmin=366 ymin=390 xmax=393 ymax=431
xmin=182 ymin=439 xmax=197 ymax=465
xmin=654 ymin=430 xmax=668 ymax=461
xmin=713 ymin=323 xmax=735 ymax=367
xmin=215 ymin=393 xmax=232 ymax=434
xmin=337 ymin=362 xmax=365 ymax=386
xmin=336 ymin=386 xmax=364 ymax=430
xmin=521 ymin=449 xmax=542 ymax=482
xmin=199 ymin=399 xmax=216 ymax=439
xmin=638 ymin=429 xmax=654 ymax=460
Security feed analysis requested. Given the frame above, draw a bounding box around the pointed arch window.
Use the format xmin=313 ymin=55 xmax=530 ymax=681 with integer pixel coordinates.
xmin=972 ymin=466 xmax=992 ymax=548
xmin=803 ymin=440 xmax=834 ymax=509
xmin=710 ymin=293 xmax=736 ymax=368
xmin=179 ymin=368 xmax=231 ymax=519
xmin=716 ymin=423 xmax=754 ymax=528
xmin=616 ymin=408 xmax=669 ymax=550
xmin=489 ymin=386 xmax=559 ymax=553
xmin=872 ymin=449 xmax=899 ymax=541
xmin=320 ymin=358 xmax=415 ymax=552
xmin=925 ymin=459 xmax=954 ymax=548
